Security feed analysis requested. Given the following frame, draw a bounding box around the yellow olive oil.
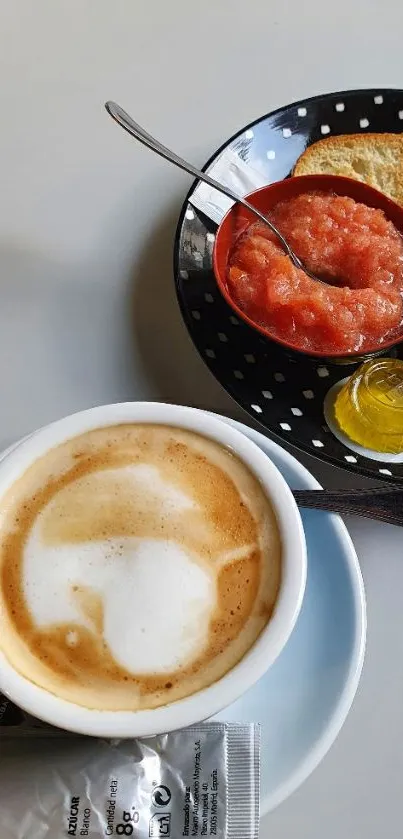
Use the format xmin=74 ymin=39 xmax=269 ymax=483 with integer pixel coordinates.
xmin=334 ymin=359 xmax=403 ymax=454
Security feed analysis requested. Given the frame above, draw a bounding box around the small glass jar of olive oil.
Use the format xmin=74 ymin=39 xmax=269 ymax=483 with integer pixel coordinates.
xmin=334 ymin=358 xmax=403 ymax=454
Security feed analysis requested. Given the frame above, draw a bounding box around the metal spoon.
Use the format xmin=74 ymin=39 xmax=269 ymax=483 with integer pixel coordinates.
xmin=105 ymin=101 xmax=319 ymax=282
xmin=293 ymin=486 xmax=403 ymax=527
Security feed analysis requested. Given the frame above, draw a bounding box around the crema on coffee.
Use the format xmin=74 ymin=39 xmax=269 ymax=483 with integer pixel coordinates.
xmin=0 ymin=424 xmax=282 ymax=710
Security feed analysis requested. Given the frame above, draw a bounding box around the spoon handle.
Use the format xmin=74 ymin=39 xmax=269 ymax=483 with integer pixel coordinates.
xmin=293 ymin=487 xmax=403 ymax=527
xmin=104 ymin=101 xmax=299 ymax=265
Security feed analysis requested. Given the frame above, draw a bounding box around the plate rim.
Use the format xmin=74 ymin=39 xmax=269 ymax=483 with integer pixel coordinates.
xmin=173 ymin=87 xmax=403 ymax=485
xmin=217 ymin=412 xmax=367 ymax=813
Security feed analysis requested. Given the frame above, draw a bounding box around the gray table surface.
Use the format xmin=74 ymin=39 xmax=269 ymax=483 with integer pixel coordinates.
xmin=1 ymin=1 xmax=402 ymax=836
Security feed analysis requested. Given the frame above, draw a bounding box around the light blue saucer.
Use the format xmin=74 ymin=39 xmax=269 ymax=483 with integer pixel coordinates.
xmin=0 ymin=418 xmax=365 ymax=813
xmin=213 ymin=416 xmax=366 ymax=814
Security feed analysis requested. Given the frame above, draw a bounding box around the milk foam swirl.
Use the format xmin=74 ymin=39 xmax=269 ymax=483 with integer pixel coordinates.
xmin=0 ymin=424 xmax=281 ymax=710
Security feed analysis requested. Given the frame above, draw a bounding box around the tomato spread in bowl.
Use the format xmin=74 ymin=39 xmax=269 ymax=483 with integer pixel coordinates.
xmin=213 ymin=175 xmax=403 ymax=359
xmin=227 ymin=191 xmax=403 ymax=356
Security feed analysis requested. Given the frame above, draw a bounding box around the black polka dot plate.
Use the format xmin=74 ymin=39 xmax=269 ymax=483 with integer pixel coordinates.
xmin=173 ymin=89 xmax=403 ymax=483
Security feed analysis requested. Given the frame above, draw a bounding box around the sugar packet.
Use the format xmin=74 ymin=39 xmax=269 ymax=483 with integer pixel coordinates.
xmin=0 ymin=722 xmax=260 ymax=839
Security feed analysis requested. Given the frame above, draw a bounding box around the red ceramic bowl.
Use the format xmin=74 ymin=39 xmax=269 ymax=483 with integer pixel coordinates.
xmin=213 ymin=174 xmax=403 ymax=361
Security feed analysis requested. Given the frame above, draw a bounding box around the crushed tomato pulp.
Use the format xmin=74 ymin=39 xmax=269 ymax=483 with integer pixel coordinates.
xmin=227 ymin=191 xmax=403 ymax=354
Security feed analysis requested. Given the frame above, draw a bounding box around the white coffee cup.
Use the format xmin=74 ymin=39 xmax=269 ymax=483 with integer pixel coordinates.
xmin=0 ymin=402 xmax=306 ymax=736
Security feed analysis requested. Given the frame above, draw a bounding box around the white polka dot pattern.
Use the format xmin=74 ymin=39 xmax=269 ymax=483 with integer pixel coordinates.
xmin=176 ymin=88 xmax=403 ymax=483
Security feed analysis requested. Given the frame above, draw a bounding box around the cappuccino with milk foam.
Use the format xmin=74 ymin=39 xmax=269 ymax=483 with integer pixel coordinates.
xmin=0 ymin=424 xmax=281 ymax=710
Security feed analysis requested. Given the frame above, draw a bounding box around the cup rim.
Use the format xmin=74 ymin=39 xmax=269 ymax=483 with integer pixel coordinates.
xmin=0 ymin=402 xmax=306 ymax=736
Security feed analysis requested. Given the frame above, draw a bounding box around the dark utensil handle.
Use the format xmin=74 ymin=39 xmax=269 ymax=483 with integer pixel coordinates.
xmin=293 ymin=488 xmax=403 ymax=527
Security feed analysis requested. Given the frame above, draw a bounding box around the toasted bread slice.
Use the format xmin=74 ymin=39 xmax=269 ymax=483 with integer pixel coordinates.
xmin=293 ymin=133 xmax=403 ymax=206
